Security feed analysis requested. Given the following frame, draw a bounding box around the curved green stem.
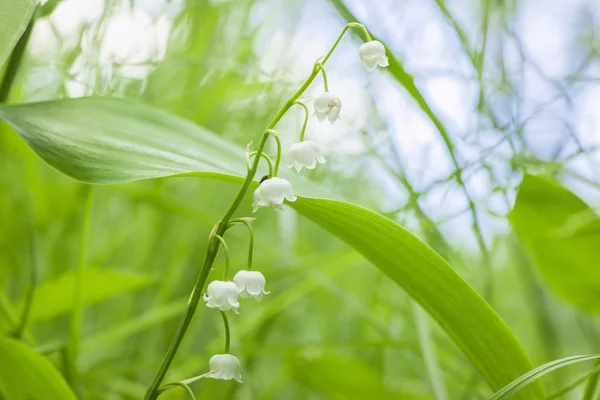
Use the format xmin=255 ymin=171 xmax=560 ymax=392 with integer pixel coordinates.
xmin=229 ymin=219 xmax=254 ymax=271
xmin=322 ymin=22 xmax=371 ymax=65
xmin=158 ymin=382 xmax=196 ymax=399
xmin=270 ymin=134 xmax=282 ymax=177
xmin=293 ymin=101 xmax=310 ymax=142
xmin=144 ymin=22 xmax=344 ymax=400
xmin=213 ymin=235 xmax=230 ymax=279
xmin=315 ymin=63 xmax=329 ymax=92
xmin=248 ymin=151 xmax=273 ymax=177
xmin=220 ymin=311 xmax=231 ymax=354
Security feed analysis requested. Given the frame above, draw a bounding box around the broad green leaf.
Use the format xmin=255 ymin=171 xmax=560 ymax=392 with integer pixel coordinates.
xmin=510 ymin=174 xmax=600 ymax=314
xmin=292 ymin=197 xmax=541 ymax=398
xmin=489 ymin=355 xmax=600 ymax=400
xmin=0 ymin=97 xmax=244 ymax=184
xmin=0 ymin=0 xmax=35 ymax=68
xmin=21 ymin=267 xmax=153 ymax=323
xmin=0 ymin=97 xmax=327 ymax=197
xmin=0 ymin=336 xmax=77 ymax=400
xmin=292 ymin=353 xmax=403 ymax=399
xmin=0 ymin=97 xmax=541 ymax=398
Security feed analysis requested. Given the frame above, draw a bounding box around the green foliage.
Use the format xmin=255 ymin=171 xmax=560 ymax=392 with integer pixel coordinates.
xmin=0 ymin=336 xmax=77 ymax=400
xmin=292 ymin=353 xmax=400 ymax=399
xmin=489 ymin=355 xmax=600 ymax=400
xmin=511 ymin=174 xmax=600 ymax=315
xmin=21 ymin=267 xmax=153 ymax=323
xmin=293 ymin=197 xmax=541 ymax=398
xmin=0 ymin=97 xmax=244 ymax=184
xmin=0 ymin=0 xmax=35 ymax=68
xmin=1 ymin=97 xmax=541 ymax=398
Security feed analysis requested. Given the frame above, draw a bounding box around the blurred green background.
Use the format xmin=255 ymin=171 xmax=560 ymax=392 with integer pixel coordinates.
xmin=1 ymin=0 xmax=600 ymax=399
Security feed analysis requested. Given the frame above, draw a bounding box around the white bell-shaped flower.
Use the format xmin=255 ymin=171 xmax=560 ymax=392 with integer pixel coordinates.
xmin=233 ymin=270 xmax=270 ymax=301
xmin=287 ymin=140 xmax=326 ymax=173
xmin=359 ymin=40 xmax=389 ymax=72
xmin=203 ymin=280 xmax=240 ymax=314
xmin=314 ymin=92 xmax=341 ymax=124
xmin=252 ymin=177 xmax=297 ymax=212
xmin=208 ymin=354 xmax=243 ymax=383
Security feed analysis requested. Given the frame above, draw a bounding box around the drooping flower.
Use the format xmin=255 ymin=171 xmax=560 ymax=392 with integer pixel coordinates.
xmin=252 ymin=177 xmax=296 ymax=212
xmin=358 ymin=40 xmax=389 ymax=72
xmin=287 ymin=140 xmax=326 ymax=173
xmin=314 ymin=92 xmax=341 ymax=124
xmin=233 ymin=270 xmax=270 ymax=301
xmin=203 ymin=280 xmax=240 ymax=314
xmin=207 ymin=354 xmax=243 ymax=383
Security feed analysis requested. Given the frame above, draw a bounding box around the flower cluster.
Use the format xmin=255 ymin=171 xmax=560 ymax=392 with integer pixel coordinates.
xmin=183 ymin=32 xmax=386 ymax=390
xmin=252 ymin=39 xmax=388 ymax=213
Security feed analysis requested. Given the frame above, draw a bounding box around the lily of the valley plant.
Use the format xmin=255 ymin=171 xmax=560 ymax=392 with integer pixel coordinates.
xmin=143 ymin=23 xmax=387 ymax=399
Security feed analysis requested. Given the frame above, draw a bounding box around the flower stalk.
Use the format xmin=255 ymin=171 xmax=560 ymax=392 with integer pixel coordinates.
xmin=213 ymin=235 xmax=230 ymax=279
xmin=220 ymin=310 xmax=231 ymax=354
xmin=293 ymin=101 xmax=310 ymax=142
xmin=143 ymin=22 xmax=375 ymax=400
xmin=229 ymin=218 xmax=254 ymax=271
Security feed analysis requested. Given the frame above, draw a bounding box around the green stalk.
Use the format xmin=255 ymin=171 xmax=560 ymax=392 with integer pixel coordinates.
xmin=220 ymin=311 xmax=230 ymax=354
xmin=582 ymin=357 xmax=600 ymax=400
xmin=68 ymin=186 xmax=94 ymax=388
xmin=143 ymin=23 xmax=365 ymax=399
xmin=272 ymin=134 xmax=282 ymax=176
xmin=214 ymin=235 xmax=230 ymax=279
xmin=248 ymin=152 xmax=273 ymax=177
xmin=229 ymin=219 xmax=254 ymax=271
xmin=13 ymin=230 xmax=38 ymax=339
xmin=316 ymin=63 xmax=329 ymax=92
xmin=293 ymin=101 xmax=310 ymax=142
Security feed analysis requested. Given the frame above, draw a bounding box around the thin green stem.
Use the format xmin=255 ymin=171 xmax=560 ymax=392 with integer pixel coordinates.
xmin=68 ymin=186 xmax=94 ymax=388
xmin=13 ymin=230 xmax=37 ymax=339
xmin=248 ymin=151 xmax=273 ymax=177
xmin=220 ymin=311 xmax=231 ymax=354
xmin=214 ymin=235 xmax=230 ymax=279
xmin=229 ymin=219 xmax=254 ymax=270
xmin=322 ymin=22 xmax=371 ymax=65
xmin=158 ymin=382 xmax=196 ymax=399
xmin=271 ymin=134 xmax=282 ymax=177
xmin=582 ymin=357 xmax=600 ymax=400
xmin=315 ymin=63 xmax=329 ymax=92
xmin=545 ymin=363 xmax=600 ymax=399
xmin=293 ymin=101 xmax=310 ymax=142
xmin=0 ymin=10 xmax=36 ymax=103
xmin=144 ymin=23 xmax=341 ymax=400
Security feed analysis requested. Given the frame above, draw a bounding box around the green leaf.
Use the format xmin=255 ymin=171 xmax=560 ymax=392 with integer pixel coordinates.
xmin=0 ymin=97 xmax=542 ymax=398
xmin=0 ymin=336 xmax=77 ymax=400
xmin=0 ymin=0 xmax=35 ymax=68
xmin=292 ymin=353 xmax=402 ymax=399
xmin=0 ymin=97 xmax=245 ymax=184
xmin=21 ymin=267 xmax=153 ymax=323
xmin=489 ymin=355 xmax=600 ymax=400
xmin=510 ymin=174 xmax=600 ymax=315
xmin=292 ymin=197 xmax=541 ymax=398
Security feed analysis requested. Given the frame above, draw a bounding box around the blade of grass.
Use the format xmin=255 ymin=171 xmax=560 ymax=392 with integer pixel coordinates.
xmin=414 ymin=303 xmax=448 ymax=400
xmin=582 ymin=357 xmax=600 ymax=400
xmin=68 ymin=186 xmax=94 ymax=388
xmin=489 ymin=355 xmax=600 ymax=400
xmin=546 ymin=363 xmax=600 ymax=400
xmin=12 ymin=229 xmax=37 ymax=339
